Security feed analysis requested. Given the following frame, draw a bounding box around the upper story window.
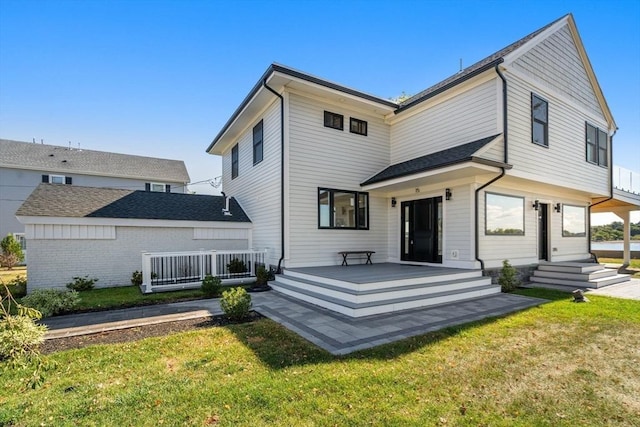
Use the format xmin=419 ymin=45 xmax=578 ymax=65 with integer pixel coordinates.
xmin=350 ymin=117 xmax=368 ymax=136
xmin=531 ymin=93 xmax=548 ymax=147
xmin=42 ymin=174 xmax=71 ymax=185
xmin=318 ymin=188 xmax=369 ymax=230
xmin=253 ymin=120 xmax=263 ymax=165
xmin=231 ymin=144 xmax=239 ymax=179
xmin=586 ymin=123 xmax=608 ymax=167
xmin=146 ymin=182 xmax=171 ymax=192
xmin=324 ymin=111 xmax=344 ymax=131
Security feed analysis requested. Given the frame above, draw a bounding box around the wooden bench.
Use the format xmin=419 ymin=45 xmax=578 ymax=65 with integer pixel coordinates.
xmin=338 ymin=251 xmax=375 ymax=266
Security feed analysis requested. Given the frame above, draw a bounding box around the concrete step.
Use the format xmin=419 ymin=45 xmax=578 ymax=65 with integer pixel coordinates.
xmin=274 ymin=275 xmax=493 ymax=304
xmin=532 ymin=268 xmax=618 ymax=281
xmin=537 ymin=262 xmax=603 ymax=274
xmin=530 ymin=273 xmax=631 ymax=289
xmin=270 ymin=283 xmax=501 ymax=317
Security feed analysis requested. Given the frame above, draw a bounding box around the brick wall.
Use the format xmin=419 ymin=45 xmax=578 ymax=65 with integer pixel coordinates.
xmin=27 ymin=226 xmax=248 ymax=291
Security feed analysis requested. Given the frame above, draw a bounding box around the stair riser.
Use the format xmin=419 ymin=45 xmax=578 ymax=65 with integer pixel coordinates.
xmin=271 ymin=287 xmax=502 ymax=318
xmin=537 ymin=265 xmax=602 ymax=274
xmin=282 ymin=270 xmax=482 ymax=290
xmin=273 ymin=278 xmax=492 ymax=304
xmin=530 ymin=275 xmax=630 ymax=288
xmin=533 ymin=270 xmax=617 ymax=280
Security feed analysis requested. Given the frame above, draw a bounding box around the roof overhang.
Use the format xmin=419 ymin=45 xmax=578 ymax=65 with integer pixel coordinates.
xmin=591 ymin=189 xmax=640 ymax=213
xmin=16 ymin=215 xmax=253 ymax=229
xmin=207 ymin=64 xmax=397 ymax=155
xmin=361 ymin=159 xmax=511 ymax=193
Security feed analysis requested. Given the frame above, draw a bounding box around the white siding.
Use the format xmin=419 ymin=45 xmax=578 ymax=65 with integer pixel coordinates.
xmin=511 ymin=24 xmax=603 ymax=118
xmin=506 ymin=72 xmax=609 ymax=195
xmin=222 ymin=100 xmax=282 ymax=267
xmin=27 ymin=226 xmax=249 ymax=291
xmin=193 ymin=228 xmax=249 ymax=240
xmin=287 ymin=92 xmax=390 ymax=267
xmin=390 ymin=78 xmax=499 ymax=164
xmin=26 ymin=224 xmax=116 ymax=240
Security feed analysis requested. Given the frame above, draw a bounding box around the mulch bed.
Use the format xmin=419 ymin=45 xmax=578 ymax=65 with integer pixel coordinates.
xmin=40 ymin=312 xmax=263 ymax=354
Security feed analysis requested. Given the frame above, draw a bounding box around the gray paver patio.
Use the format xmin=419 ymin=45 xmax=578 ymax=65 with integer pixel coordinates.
xmin=42 ymin=290 xmax=546 ymax=355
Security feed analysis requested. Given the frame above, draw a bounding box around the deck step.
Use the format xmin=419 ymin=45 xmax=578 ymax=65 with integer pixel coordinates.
xmin=537 ymin=262 xmax=604 ymax=274
xmin=530 ymin=273 xmax=631 ymax=289
xmin=532 ymin=268 xmax=618 ymax=281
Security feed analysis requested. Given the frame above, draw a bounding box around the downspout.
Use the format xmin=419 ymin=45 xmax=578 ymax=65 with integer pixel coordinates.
xmin=475 ymin=64 xmax=509 ymax=270
xmin=263 ymin=80 xmax=286 ymax=273
xmin=588 ymin=128 xmax=617 ymax=261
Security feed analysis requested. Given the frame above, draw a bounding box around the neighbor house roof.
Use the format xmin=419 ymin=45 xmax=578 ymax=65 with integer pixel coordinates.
xmin=361 ymin=135 xmax=504 ymax=186
xmin=16 ymin=184 xmax=250 ymax=222
xmin=0 ymin=139 xmax=190 ymax=183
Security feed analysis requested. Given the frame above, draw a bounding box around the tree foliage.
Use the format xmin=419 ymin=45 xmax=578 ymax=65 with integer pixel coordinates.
xmin=0 ymin=234 xmax=24 ymax=270
xmin=591 ymin=221 xmax=640 ymax=241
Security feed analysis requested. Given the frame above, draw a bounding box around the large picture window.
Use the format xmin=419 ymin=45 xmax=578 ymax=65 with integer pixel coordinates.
xmin=531 ymin=93 xmax=548 ymax=147
xmin=562 ymin=205 xmax=586 ymax=237
xmin=485 ymin=193 xmax=524 ymax=235
xmin=586 ymin=123 xmax=608 ymax=167
xmin=318 ymin=188 xmax=369 ymax=229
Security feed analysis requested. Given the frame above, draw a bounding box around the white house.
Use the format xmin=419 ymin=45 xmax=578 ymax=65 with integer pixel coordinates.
xmin=204 ymin=14 xmax=636 ymax=316
xmin=0 ymin=139 xmax=191 ymax=247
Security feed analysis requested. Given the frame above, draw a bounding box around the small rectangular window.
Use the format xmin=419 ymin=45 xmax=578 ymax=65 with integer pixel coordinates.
xmin=231 ymin=144 xmax=239 ymax=179
xmin=324 ymin=111 xmax=344 ymax=130
xmin=350 ymin=117 xmax=368 ymax=136
xmin=149 ymin=182 xmax=167 ymax=192
xmin=49 ymin=175 xmax=65 ymax=184
xmin=531 ymin=93 xmax=548 ymax=147
xmin=253 ymin=120 xmax=263 ymax=165
xmin=318 ymin=188 xmax=369 ymax=230
xmin=585 ymin=123 xmax=608 ymax=167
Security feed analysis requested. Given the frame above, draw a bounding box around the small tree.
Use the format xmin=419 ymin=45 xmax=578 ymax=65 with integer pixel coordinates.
xmin=220 ymin=287 xmax=252 ymax=320
xmin=498 ymin=259 xmax=520 ymax=292
xmin=0 ymin=234 xmax=24 ymax=270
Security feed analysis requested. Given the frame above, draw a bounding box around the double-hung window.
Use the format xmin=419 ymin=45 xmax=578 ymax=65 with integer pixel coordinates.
xmin=531 ymin=93 xmax=548 ymax=147
xmin=318 ymin=188 xmax=368 ymax=229
xmin=586 ymin=123 xmax=608 ymax=167
xmin=349 ymin=117 xmax=368 ymax=136
xmin=231 ymin=144 xmax=239 ymax=179
xmin=253 ymin=120 xmax=263 ymax=165
xmin=324 ymin=111 xmax=344 ymax=130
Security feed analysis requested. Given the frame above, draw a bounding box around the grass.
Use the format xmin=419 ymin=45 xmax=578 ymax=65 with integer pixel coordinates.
xmin=1 ymin=288 xmax=639 ymax=426
xmin=0 ymin=266 xmax=26 ymax=283
xmin=74 ymin=286 xmax=207 ymax=311
xmin=597 ymin=258 xmax=640 ymax=278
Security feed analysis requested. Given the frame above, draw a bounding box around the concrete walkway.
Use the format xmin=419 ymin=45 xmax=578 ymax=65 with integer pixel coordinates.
xmin=42 ymin=291 xmax=545 ymax=355
xmin=587 ymin=278 xmax=640 ymax=300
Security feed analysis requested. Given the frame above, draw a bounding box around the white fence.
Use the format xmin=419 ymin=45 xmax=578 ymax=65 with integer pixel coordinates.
xmin=141 ymin=249 xmax=267 ymax=293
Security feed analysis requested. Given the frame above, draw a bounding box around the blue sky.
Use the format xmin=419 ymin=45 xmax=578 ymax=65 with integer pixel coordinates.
xmin=1 ymin=0 xmax=639 ymax=221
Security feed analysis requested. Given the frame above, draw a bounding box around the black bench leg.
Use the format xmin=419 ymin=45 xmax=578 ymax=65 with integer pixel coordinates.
xmin=341 ymin=253 xmax=348 ymax=266
xmin=366 ymin=253 xmax=372 ymax=264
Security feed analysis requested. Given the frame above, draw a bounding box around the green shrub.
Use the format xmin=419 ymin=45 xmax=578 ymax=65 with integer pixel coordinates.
xmin=131 ymin=271 xmax=143 ymax=286
xmin=0 ymin=234 xmax=24 ymax=269
xmin=66 ymin=276 xmax=98 ymax=291
xmin=255 ymin=265 xmax=269 ymax=286
xmin=21 ymin=289 xmax=80 ymax=317
xmin=227 ymin=258 xmax=247 ymax=274
xmin=220 ymin=287 xmax=252 ymax=320
xmin=499 ymin=259 xmax=520 ymax=292
xmin=201 ymin=275 xmax=222 ymax=297
xmin=0 ymin=314 xmax=47 ymax=361
xmin=0 ymin=275 xmax=27 ymax=298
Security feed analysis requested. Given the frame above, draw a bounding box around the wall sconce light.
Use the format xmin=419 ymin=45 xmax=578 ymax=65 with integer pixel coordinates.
xmin=391 ymin=197 xmax=397 ymax=208
xmin=445 ymin=188 xmax=452 ymax=201
xmin=554 ymin=203 xmax=562 ymax=213
xmin=532 ymin=200 xmax=540 ymax=211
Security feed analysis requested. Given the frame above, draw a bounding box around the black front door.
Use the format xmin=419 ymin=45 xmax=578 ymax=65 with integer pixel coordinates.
xmin=401 ymin=197 xmax=442 ymax=263
xmin=538 ymin=203 xmax=549 ymax=261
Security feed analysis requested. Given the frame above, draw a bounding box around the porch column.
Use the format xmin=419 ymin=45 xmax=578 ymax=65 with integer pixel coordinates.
xmin=613 ymin=210 xmax=631 ymax=268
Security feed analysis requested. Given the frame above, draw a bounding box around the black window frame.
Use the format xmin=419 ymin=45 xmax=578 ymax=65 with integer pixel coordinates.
xmin=531 ymin=93 xmax=549 ymax=147
xmin=318 ymin=187 xmax=369 ymax=230
xmin=585 ymin=122 xmax=608 ymax=167
xmin=349 ymin=117 xmax=368 ymax=136
xmin=324 ymin=111 xmax=344 ymax=131
xmin=231 ymin=144 xmax=239 ymax=179
xmin=253 ymin=119 xmax=263 ymax=165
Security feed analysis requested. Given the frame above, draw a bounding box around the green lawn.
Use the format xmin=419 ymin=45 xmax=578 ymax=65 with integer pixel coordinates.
xmin=1 ymin=289 xmax=639 ymax=426
xmin=74 ymin=286 xmax=207 ymax=311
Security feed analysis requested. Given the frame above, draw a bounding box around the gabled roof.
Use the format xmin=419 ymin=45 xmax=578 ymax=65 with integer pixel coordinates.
xmin=0 ymin=139 xmax=190 ymax=183
xmin=361 ymin=135 xmax=503 ymax=186
xmin=395 ymin=15 xmax=567 ymax=113
xmin=16 ymin=184 xmax=250 ymax=222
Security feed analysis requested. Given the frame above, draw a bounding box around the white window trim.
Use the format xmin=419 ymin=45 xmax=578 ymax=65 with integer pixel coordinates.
xmin=150 ymin=182 xmax=167 ymax=192
xmin=49 ymin=174 xmax=66 ymax=184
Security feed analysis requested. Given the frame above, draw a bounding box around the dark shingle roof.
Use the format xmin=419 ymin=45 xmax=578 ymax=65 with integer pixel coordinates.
xmin=0 ymin=139 xmax=190 ymax=183
xmin=396 ymin=15 xmax=567 ymax=112
xmin=361 ymin=135 xmax=502 ymax=186
xmin=16 ymin=184 xmax=250 ymax=222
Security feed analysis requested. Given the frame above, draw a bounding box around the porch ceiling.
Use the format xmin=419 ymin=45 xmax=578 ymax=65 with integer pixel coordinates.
xmin=591 ymin=189 xmax=640 ymax=213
